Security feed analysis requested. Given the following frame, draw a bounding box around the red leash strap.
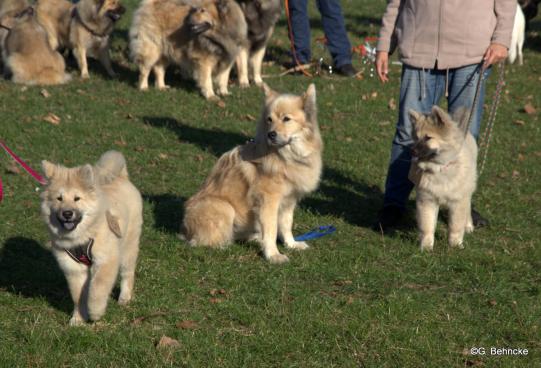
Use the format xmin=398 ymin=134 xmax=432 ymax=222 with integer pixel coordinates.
xmin=0 ymin=140 xmax=47 ymax=202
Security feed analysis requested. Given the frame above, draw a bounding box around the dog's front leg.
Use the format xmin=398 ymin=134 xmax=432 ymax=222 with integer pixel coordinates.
xmin=249 ymin=46 xmax=266 ymax=87
xmin=417 ymin=197 xmax=439 ymax=251
xmin=55 ymin=252 xmax=90 ymax=326
xmin=447 ymin=198 xmax=470 ymax=248
xmin=98 ymin=44 xmax=116 ymax=78
xmin=87 ymin=256 xmax=119 ymax=322
xmin=74 ymin=46 xmax=89 ymax=79
xmin=279 ymin=198 xmax=308 ymax=250
xmin=258 ymin=194 xmax=289 ymax=264
xmin=216 ymin=62 xmax=232 ymax=96
xmin=235 ymin=46 xmax=249 ymax=88
xmin=195 ymin=59 xmax=217 ymax=100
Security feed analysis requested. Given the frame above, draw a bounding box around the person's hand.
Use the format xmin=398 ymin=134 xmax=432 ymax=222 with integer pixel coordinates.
xmin=376 ymin=51 xmax=389 ymax=83
xmin=483 ymin=43 xmax=508 ymax=67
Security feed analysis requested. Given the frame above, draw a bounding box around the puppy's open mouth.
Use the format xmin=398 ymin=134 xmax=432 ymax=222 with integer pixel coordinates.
xmin=56 ymin=215 xmax=82 ymax=232
xmin=190 ymin=22 xmax=211 ymax=34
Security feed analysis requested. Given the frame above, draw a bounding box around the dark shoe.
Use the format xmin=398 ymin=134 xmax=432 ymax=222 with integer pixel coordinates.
xmin=335 ymin=63 xmax=358 ymax=77
xmin=472 ymin=208 xmax=489 ymax=228
xmin=373 ymin=205 xmax=404 ymax=232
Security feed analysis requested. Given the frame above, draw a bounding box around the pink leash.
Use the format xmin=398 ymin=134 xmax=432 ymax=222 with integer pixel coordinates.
xmin=0 ymin=140 xmax=47 ymax=202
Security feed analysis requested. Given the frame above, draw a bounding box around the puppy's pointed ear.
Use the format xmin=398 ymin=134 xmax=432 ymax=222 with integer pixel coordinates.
xmin=431 ymin=105 xmax=452 ymax=126
xmin=78 ymin=164 xmax=95 ymax=189
xmin=303 ymin=83 xmax=317 ymax=123
xmin=41 ymin=160 xmax=57 ymax=180
xmin=408 ymin=109 xmax=423 ymax=126
xmin=262 ymin=83 xmax=278 ymax=103
xmin=452 ymin=106 xmax=471 ymax=134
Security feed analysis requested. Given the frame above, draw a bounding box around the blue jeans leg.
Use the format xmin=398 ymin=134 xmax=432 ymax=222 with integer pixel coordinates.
xmin=447 ymin=64 xmax=491 ymax=139
xmin=383 ymin=66 xmax=446 ymax=209
xmin=288 ymin=0 xmax=311 ymax=64
xmin=316 ymin=0 xmax=352 ymax=68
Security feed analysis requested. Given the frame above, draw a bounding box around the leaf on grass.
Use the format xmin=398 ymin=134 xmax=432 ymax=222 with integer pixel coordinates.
xmin=158 ymin=153 xmax=168 ymax=160
xmin=513 ymin=120 xmax=525 ymax=126
xmin=209 ymin=288 xmax=226 ymax=296
xmin=216 ymin=100 xmax=226 ymax=109
xmin=361 ymin=94 xmax=368 ymax=101
xmin=512 ymin=170 xmax=520 ymax=179
xmin=156 ymin=336 xmax=181 ymax=349
xmin=370 ymin=91 xmax=378 ymax=99
xmin=114 ymin=138 xmax=127 ymax=147
xmin=388 ymin=98 xmax=396 ymax=110
xmin=6 ymin=162 xmax=21 ymax=175
xmin=126 ymin=113 xmax=134 ymax=120
xmin=40 ymin=89 xmax=51 ymax=98
xmin=134 ymin=146 xmax=145 ymax=152
xmin=379 ymin=121 xmax=391 ymax=126
xmin=131 ymin=311 xmax=167 ymax=325
xmin=523 ymin=103 xmax=536 ymax=115
xmin=209 ymin=297 xmax=223 ymax=304
xmin=488 ymin=299 xmax=497 ymax=306
xmin=517 ymin=153 xmax=525 ymax=161
xmin=43 ymin=113 xmax=61 ymax=125
xmin=243 ymin=114 xmax=256 ymax=121
xmin=176 ymin=320 xmax=198 ymax=330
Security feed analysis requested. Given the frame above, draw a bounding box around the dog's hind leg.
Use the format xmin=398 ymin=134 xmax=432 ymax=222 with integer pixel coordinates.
xmin=183 ymin=197 xmax=235 ymax=247
xmin=118 ymin=225 xmax=141 ymax=305
xmin=279 ymin=197 xmax=308 ymax=251
xmin=235 ymin=46 xmax=249 ymax=88
xmin=250 ymin=46 xmax=266 ymax=87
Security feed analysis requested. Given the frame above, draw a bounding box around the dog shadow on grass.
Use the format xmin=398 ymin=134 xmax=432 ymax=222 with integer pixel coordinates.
xmin=0 ymin=237 xmax=71 ymax=313
xmin=143 ymin=193 xmax=186 ymax=234
xmin=143 ymin=116 xmax=250 ymax=156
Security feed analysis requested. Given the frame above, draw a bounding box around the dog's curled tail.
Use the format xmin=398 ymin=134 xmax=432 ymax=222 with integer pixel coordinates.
xmin=95 ymin=150 xmax=129 ymax=184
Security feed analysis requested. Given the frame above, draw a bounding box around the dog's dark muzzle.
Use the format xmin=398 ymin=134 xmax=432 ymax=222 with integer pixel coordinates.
xmin=56 ymin=210 xmax=82 ymax=232
xmin=106 ymin=6 xmax=125 ymax=21
xmin=190 ymin=21 xmax=212 ymax=34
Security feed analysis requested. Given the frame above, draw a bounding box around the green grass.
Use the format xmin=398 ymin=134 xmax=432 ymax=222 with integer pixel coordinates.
xmin=1 ymin=0 xmax=540 ymax=366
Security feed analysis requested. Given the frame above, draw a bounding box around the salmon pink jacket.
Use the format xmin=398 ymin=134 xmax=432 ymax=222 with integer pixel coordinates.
xmin=376 ymin=0 xmax=516 ymax=69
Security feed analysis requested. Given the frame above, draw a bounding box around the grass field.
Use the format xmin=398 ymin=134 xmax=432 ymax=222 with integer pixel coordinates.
xmin=0 ymin=0 xmax=540 ymax=366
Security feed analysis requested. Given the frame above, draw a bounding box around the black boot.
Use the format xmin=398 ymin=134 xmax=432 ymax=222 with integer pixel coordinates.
xmin=472 ymin=208 xmax=489 ymax=228
xmin=335 ymin=63 xmax=358 ymax=77
xmin=373 ymin=205 xmax=404 ymax=232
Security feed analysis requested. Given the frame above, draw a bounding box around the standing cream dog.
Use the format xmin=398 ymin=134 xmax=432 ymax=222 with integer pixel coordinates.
xmin=183 ymin=84 xmax=323 ymax=263
xmin=408 ymin=106 xmax=477 ymax=251
xmin=41 ymin=151 xmax=142 ymax=325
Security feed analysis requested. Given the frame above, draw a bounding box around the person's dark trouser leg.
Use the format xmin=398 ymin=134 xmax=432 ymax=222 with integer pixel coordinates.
xmin=316 ymin=0 xmax=352 ymax=68
xmin=288 ymin=0 xmax=311 ymax=64
xmin=383 ymin=66 xmax=445 ymax=210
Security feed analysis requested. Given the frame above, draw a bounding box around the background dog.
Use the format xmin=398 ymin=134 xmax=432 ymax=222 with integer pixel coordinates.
xmin=130 ymin=0 xmax=247 ymax=100
xmin=0 ymin=0 xmax=30 ymax=72
xmin=0 ymin=6 xmax=70 ymax=85
xmin=508 ymin=3 xmax=526 ymax=65
xmin=519 ymin=0 xmax=540 ymax=30
xmin=235 ymin=0 xmax=281 ymax=87
xmin=36 ymin=0 xmax=125 ymax=78
xmin=182 ymin=84 xmax=322 ymax=263
xmin=41 ymin=151 xmax=143 ymax=325
xmin=408 ymin=106 xmax=477 ymax=251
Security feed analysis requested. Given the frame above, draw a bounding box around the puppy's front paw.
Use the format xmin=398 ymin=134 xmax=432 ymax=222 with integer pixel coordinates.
xmin=267 ymin=253 xmax=289 ymax=264
xmin=420 ymin=235 xmax=434 ymax=252
xmin=285 ymin=241 xmax=309 ymax=250
xmin=69 ymin=314 xmax=85 ymax=326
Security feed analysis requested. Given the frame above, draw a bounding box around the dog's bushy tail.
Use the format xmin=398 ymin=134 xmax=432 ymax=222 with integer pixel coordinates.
xmin=94 ymin=150 xmax=129 ymax=184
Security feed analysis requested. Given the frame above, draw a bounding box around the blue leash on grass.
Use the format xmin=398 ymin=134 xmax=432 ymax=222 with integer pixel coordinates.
xmin=294 ymin=225 xmax=336 ymax=242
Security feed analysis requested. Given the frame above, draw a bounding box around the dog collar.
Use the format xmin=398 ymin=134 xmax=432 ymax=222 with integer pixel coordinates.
xmin=72 ymin=8 xmax=108 ymax=38
xmin=65 ymin=238 xmax=94 ymax=266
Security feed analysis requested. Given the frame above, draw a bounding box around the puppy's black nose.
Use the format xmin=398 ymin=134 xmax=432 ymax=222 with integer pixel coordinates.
xmin=62 ymin=210 xmax=74 ymax=220
xmin=267 ymin=131 xmax=277 ymax=140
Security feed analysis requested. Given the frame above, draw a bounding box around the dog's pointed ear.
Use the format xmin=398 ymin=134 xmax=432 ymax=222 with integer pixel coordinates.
xmin=262 ymin=83 xmax=278 ymax=102
xmin=452 ymin=106 xmax=471 ymax=133
xmin=302 ymin=83 xmax=317 ymax=123
xmin=78 ymin=164 xmax=95 ymax=189
xmin=41 ymin=160 xmax=57 ymax=179
xmin=431 ymin=105 xmax=453 ymax=126
xmin=216 ymin=0 xmax=229 ymax=12
xmin=408 ymin=109 xmax=423 ymax=126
